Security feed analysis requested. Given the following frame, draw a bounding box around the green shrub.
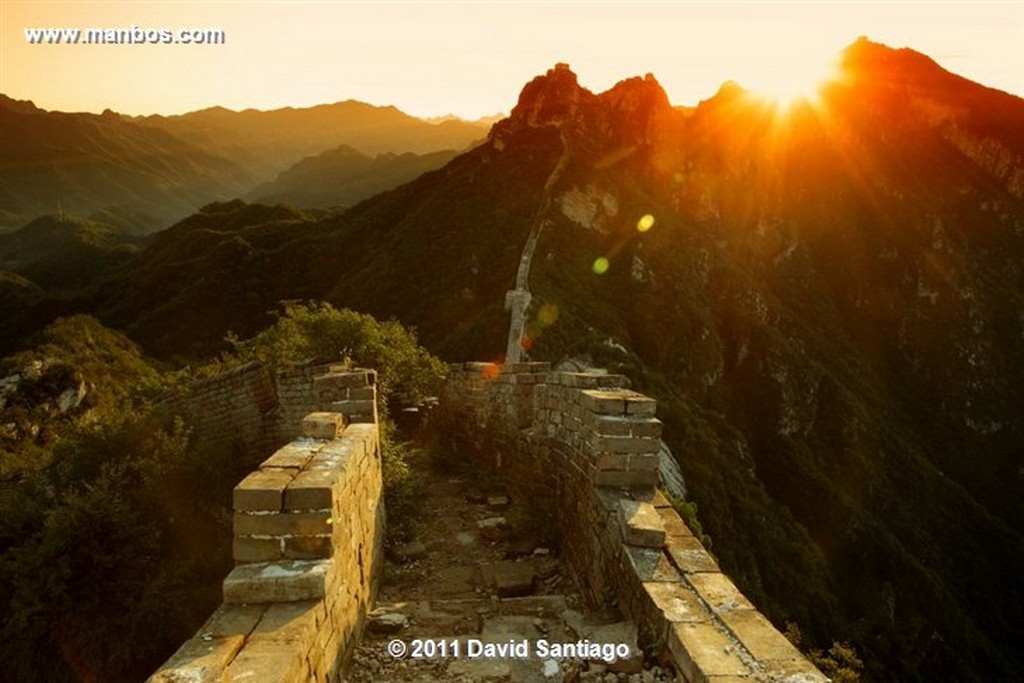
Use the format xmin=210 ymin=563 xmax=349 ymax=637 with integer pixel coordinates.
xmin=226 ymin=302 xmax=445 ymax=412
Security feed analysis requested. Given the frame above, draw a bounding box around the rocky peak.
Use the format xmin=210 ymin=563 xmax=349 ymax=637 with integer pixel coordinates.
xmin=492 ymin=64 xmax=678 ymax=155
xmin=599 ymin=73 xmax=671 ymax=115
xmin=504 ymin=62 xmax=596 ymax=129
xmin=0 ymin=94 xmax=42 ymax=115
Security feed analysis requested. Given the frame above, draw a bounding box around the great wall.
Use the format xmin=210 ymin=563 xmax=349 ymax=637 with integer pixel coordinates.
xmin=149 ymin=360 xmax=828 ymax=682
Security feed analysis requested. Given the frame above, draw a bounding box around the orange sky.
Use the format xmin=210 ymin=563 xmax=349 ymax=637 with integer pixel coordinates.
xmin=2 ymin=1 xmax=1022 ymax=119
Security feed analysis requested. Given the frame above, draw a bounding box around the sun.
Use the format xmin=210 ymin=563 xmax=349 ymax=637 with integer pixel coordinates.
xmin=742 ymin=54 xmax=840 ymax=109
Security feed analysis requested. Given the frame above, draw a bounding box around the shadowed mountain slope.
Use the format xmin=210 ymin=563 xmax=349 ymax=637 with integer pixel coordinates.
xmin=248 ymin=145 xmax=462 ymax=209
xmin=0 ymin=96 xmax=257 ymax=233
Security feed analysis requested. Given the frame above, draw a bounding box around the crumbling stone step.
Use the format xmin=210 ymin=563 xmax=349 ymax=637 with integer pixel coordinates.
xmin=223 ymin=559 xmax=330 ymax=604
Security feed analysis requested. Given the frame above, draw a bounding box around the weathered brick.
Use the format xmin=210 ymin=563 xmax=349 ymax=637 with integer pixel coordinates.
xmin=251 ymin=601 xmax=319 ymax=643
xmin=199 ymin=604 xmax=267 ymax=638
xmin=284 ymin=469 xmax=339 ymax=511
xmin=580 ymin=389 xmax=627 ymax=415
xmin=150 ymin=635 xmax=245 ymax=682
xmin=593 ymin=469 xmax=659 ymax=488
xmin=592 ymin=435 xmax=660 ymax=455
xmin=284 ymin=535 xmax=333 ymax=560
xmin=630 ymin=417 xmax=663 ymax=438
xmin=664 ymin=535 xmax=720 ymax=574
xmin=233 ymin=536 xmax=282 ymax=563
xmin=223 ymin=560 xmax=330 ymax=604
xmin=301 ymin=412 xmax=347 ymax=439
xmin=624 ymin=395 xmax=657 ymax=416
xmin=234 ymin=510 xmax=332 ymax=537
xmin=595 ymin=452 xmax=632 ymax=471
xmin=591 ymin=414 xmax=633 ymax=436
xmin=629 ymin=453 xmax=660 ymax=472
xmin=262 ymin=443 xmax=318 ymax=469
xmin=686 ymin=572 xmax=754 ymax=612
xmin=222 ymin=637 xmax=303 ymax=682
xmin=619 ymin=500 xmax=667 ymax=548
xmin=624 ymin=546 xmax=680 ymax=583
xmin=234 ymin=468 xmax=296 ymax=512
xmin=668 ymin=622 xmax=750 ymax=681
xmin=330 ymin=399 xmax=375 ymax=418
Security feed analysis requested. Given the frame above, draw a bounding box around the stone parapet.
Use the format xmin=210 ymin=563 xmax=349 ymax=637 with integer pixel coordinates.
xmin=438 ymin=362 xmax=828 ymax=683
xmin=149 ymin=369 xmax=384 ymax=683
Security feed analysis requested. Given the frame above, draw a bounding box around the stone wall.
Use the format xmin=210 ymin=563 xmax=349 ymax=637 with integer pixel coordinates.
xmin=440 ymin=362 xmax=828 ymax=683
xmin=155 ymin=360 xmax=365 ymax=454
xmin=150 ymin=369 xmax=384 ymax=683
xmin=156 ymin=361 xmax=281 ymax=453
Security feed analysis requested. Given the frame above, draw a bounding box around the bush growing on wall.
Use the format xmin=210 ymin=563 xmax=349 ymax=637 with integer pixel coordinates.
xmin=226 ymin=301 xmax=446 ymax=413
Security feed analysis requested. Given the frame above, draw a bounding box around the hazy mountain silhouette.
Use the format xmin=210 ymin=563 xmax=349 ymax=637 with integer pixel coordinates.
xmin=0 ymin=95 xmax=257 ymax=233
xmin=6 ymin=39 xmax=1024 ymax=681
xmin=135 ymin=100 xmax=490 ymax=180
xmin=248 ymin=144 xmax=462 ymax=209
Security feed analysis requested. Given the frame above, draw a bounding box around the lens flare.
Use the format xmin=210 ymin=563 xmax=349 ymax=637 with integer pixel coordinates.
xmin=538 ymin=303 xmax=559 ymax=326
xmin=592 ymin=257 xmax=610 ymax=275
xmin=637 ymin=214 xmax=655 ymax=232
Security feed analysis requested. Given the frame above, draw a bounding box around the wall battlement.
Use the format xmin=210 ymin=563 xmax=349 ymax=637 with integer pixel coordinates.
xmin=440 ymin=361 xmax=828 ymax=683
xmin=149 ymin=369 xmax=384 ymax=683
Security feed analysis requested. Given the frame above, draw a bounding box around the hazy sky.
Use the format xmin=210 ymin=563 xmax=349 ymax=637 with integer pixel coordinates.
xmin=3 ymin=1 xmax=1022 ymax=118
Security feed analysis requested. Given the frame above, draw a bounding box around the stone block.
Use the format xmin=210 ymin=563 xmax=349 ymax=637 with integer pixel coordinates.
xmin=624 ymin=395 xmax=657 ymax=416
xmin=284 ymin=535 xmax=332 ymax=560
xmin=717 ymin=609 xmax=807 ymax=665
xmin=234 ymin=469 xmax=296 ymax=512
xmin=590 ymin=414 xmax=632 ymax=436
xmin=651 ymin=489 xmax=673 ymax=509
xmin=330 ymin=399 xmax=376 ymax=420
xmin=223 ymin=560 xmax=330 ymax=604
xmin=222 ymin=638 xmax=303 ymax=682
xmin=234 ymin=536 xmax=282 ymax=563
xmin=619 ymin=500 xmax=667 ymax=548
xmin=592 ymin=435 xmax=660 ymax=455
xmin=262 ymin=443 xmax=318 ymax=470
xmin=314 ymin=372 xmax=370 ymax=391
xmin=285 ymin=469 xmax=339 ymax=511
xmin=593 ymin=469 xmax=659 ymax=488
xmin=348 ymin=386 xmax=376 ymax=401
xmin=251 ymin=601 xmax=319 ymax=643
xmin=624 ymin=546 xmax=679 ymax=583
xmin=340 ymin=422 xmax=377 ymax=443
xmin=656 ymin=507 xmax=697 ymax=540
xmin=200 ymin=604 xmax=267 ymax=638
xmin=686 ymin=572 xmax=754 ymax=612
xmin=629 ymin=453 xmax=660 ymax=472
xmin=234 ymin=510 xmax=332 ymax=537
xmin=668 ymin=622 xmax=750 ymax=681
xmin=149 ymin=635 xmax=245 ymax=683
xmin=301 ymin=412 xmax=347 ymax=439
xmin=580 ymin=389 xmax=627 ymax=415
xmin=642 ymin=582 xmax=708 ymax=625
xmin=664 ymin=535 xmax=720 ymax=574
xmin=630 ymin=417 xmax=663 ymax=438
xmin=595 ymin=452 xmax=632 ymax=471
xmin=760 ymin=657 xmax=830 ymax=682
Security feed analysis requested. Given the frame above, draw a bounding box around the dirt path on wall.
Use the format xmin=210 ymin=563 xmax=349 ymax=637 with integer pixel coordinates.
xmin=345 ymin=451 xmax=675 ymax=683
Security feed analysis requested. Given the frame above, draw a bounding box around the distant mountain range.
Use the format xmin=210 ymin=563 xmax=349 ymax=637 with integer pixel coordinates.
xmin=248 ymin=144 xmax=461 ymax=209
xmin=134 ymin=100 xmax=489 ymax=179
xmin=2 ymin=39 xmax=1023 ymax=682
xmin=0 ymin=96 xmax=489 ymax=233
